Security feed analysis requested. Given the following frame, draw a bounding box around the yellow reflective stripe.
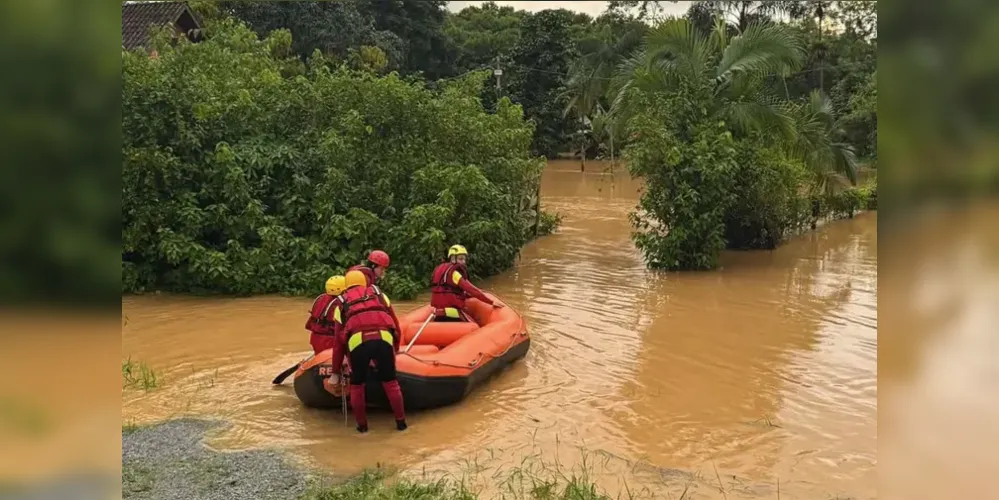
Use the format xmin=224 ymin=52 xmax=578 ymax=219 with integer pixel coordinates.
xmin=347 ymin=332 xmax=362 ymax=351
xmin=450 ymin=270 xmax=462 ymax=286
xmin=382 ymin=294 xmax=391 ymax=307
xmin=347 ymin=330 xmax=394 ymax=352
xmin=333 ymin=306 xmax=342 ymax=324
xmin=444 ymin=307 xmax=460 ymax=318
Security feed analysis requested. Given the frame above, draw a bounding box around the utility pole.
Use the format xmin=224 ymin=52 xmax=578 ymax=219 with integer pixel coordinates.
xmin=493 ymin=59 xmax=503 ymax=94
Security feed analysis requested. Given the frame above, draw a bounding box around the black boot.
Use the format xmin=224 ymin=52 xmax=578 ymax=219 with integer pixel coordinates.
xmin=395 ymin=419 xmax=408 ymax=431
xmin=356 ymin=423 xmax=369 ymax=433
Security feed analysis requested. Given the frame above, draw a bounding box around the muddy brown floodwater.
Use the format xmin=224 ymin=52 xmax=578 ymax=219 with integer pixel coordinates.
xmin=122 ymin=160 xmax=879 ymax=499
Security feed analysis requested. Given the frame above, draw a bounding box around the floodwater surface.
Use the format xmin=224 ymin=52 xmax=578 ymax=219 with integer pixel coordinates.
xmin=122 ymin=160 xmax=880 ymax=499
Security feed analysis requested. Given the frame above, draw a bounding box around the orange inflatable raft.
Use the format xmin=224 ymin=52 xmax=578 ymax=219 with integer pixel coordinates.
xmin=292 ymin=294 xmax=529 ymax=411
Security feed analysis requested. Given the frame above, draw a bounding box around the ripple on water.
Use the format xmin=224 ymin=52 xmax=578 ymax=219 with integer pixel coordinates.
xmin=122 ymin=168 xmax=879 ymax=500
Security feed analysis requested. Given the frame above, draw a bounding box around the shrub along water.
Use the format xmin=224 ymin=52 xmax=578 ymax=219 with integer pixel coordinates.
xmin=122 ymin=20 xmax=557 ymax=298
xmin=618 ymin=18 xmax=875 ymax=270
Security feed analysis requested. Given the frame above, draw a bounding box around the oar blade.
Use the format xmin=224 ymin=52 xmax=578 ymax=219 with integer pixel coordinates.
xmin=271 ymin=363 xmax=300 ymax=385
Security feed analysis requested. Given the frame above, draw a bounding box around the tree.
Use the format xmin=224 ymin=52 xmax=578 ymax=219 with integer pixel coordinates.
xmin=618 ymin=17 xmax=813 ymax=267
xmin=841 ymin=70 xmax=877 ymax=160
xmin=611 ymin=17 xmax=805 ymax=143
xmin=223 ymin=1 xmax=405 ymax=69
xmin=562 ymin=13 xmax=646 ymax=169
xmin=361 ymin=0 xmax=457 ymax=79
xmin=122 ymin=20 xmax=556 ymax=298
xmin=779 ymin=1 xmax=876 ymax=159
xmin=508 ymin=9 xmax=579 ymax=157
xmin=837 ymin=0 xmax=877 ymax=40
xmin=607 ymin=1 xmax=680 ymax=21
xmin=791 ymin=90 xmax=860 ymax=196
xmin=444 ymin=2 xmax=528 ymax=74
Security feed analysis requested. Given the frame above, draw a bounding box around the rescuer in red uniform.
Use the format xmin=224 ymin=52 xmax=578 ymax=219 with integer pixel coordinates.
xmin=430 ymin=244 xmax=503 ymax=322
xmin=327 ymin=270 xmax=407 ymax=433
xmin=347 ymin=250 xmax=390 ymax=287
xmin=304 ymin=275 xmax=346 ymax=354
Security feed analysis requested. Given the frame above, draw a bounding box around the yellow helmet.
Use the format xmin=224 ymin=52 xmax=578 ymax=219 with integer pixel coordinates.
xmin=325 ymin=275 xmax=346 ymax=295
xmin=344 ymin=270 xmax=368 ymax=289
xmin=448 ymin=244 xmax=468 ymax=258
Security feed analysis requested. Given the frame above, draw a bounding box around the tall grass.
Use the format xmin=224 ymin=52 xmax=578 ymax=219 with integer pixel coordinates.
xmin=301 ymin=449 xmax=663 ymax=500
xmin=122 ymin=356 xmax=158 ymax=390
xmin=300 ymin=467 xmax=624 ymax=500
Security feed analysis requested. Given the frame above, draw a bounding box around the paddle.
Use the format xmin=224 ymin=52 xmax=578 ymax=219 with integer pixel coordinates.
xmin=271 ymin=363 xmax=300 ymax=385
xmin=404 ymin=313 xmax=435 ymax=354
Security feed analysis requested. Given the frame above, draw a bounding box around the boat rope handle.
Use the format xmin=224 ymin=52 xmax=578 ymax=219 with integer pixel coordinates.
xmin=399 ymin=329 xmax=528 ymax=370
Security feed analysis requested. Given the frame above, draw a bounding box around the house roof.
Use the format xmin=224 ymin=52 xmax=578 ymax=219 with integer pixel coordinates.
xmin=122 ymin=1 xmax=201 ymax=50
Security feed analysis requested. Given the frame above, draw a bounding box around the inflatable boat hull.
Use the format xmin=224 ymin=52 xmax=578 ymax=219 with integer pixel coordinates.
xmin=292 ymin=294 xmax=529 ymax=411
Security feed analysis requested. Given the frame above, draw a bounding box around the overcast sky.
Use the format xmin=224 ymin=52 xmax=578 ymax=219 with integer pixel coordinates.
xmin=446 ymin=1 xmax=691 ymax=18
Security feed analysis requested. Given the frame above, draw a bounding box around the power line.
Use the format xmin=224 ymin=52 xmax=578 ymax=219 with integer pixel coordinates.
xmin=498 ymin=60 xmax=871 ymax=82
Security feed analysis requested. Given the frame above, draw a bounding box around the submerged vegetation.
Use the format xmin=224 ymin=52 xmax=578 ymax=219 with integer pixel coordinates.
xmin=613 ymin=6 xmax=877 ymax=269
xmin=122 ymin=356 xmax=158 ymax=391
xmin=122 ymin=20 xmax=558 ymax=299
xmin=122 ymin=1 xmax=877 ymax=294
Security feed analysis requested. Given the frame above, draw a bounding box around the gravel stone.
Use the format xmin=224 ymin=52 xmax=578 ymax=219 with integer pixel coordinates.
xmin=122 ymin=419 xmax=313 ymax=500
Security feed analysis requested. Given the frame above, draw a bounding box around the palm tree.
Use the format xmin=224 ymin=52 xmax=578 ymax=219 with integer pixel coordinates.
xmin=792 ymin=89 xmax=859 ymax=196
xmin=589 ymin=104 xmax=625 ymax=167
xmin=784 ymin=1 xmax=834 ymax=90
xmin=609 ymin=16 xmax=805 ymax=142
xmin=561 ymin=68 xmax=599 ymax=172
xmin=611 ymin=16 xmax=860 ymax=194
xmin=562 ymin=19 xmax=645 ymax=171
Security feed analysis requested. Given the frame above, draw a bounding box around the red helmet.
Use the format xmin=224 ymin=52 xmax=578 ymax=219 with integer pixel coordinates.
xmin=367 ymin=250 xmax=390 ymax=268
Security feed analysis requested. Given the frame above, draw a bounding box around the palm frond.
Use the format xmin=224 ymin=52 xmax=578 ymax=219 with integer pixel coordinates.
xmin=787 ymin=93 xmax=860 ymax=192
xmin=607 ymin=48 xmax=648 ymax=120
xmin=830 ymin=141 xmax=859 ymax=185
xmin=716 ymin=22 xmax=804 ymax=86
xmin=725 ymin=99 xmax=798 ymax=141
xmin=642 ymin=18 xmax=713 ymax=82
xmin=807 ymin=89 xmax=834 ymax=117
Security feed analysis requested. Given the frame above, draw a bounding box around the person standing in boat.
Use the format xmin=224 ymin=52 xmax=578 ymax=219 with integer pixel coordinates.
xmin=430 ymin=244 xmax=503 ymax=322
xmin=327 ymin=270 xmax=407 ymax=433
xmin=347 ymin=249 xmax=391 ymax=287
xmin=305 ymin=275 xmax=346 ymax=354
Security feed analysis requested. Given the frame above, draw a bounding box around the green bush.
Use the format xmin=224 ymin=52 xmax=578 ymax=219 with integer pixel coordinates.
xmin=859 ymin=177 xmax=878 ymax=210
xmin=824 ymin=177 xmax=877 ymax=218
xmin=536 ymin=212 xmax=562 ymax=237
xmin=122 ymin=20 xmax=555 ymax=298
xmin=724 ymin=138 xmax=811 ymax=250
xmin=625 ymin=88 xmax=738 ymax=271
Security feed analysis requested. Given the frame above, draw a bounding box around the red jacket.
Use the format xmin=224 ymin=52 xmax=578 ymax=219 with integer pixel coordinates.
xmin=330 ymin=284 xmax=401 ymax=375
xmin=305 ymin=294 xmax=340 ymax=336
xmin=430 ymin=262 xmax=493 ymax=312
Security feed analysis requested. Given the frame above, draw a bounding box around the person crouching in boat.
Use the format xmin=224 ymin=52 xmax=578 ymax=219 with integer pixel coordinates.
xmin=305 ymin=275 xmax=346 ymax=354
xmin=327 ymin=270 xmax=407 ymax=433
xmin=347 ymin=249 xmax=390 ymax=287
xmin=430 ymin=244 xmax=503 ymax=322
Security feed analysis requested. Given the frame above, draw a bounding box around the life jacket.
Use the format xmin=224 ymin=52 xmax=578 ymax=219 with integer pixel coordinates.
xmin=430 ymin=262 xmax=468 ymax=317
xmin=347 ymin=265 xmax=376 ymax=287
xmin=305 ymin=294 xmax=339 ymax=336
xmin=338 ymin=285 xmax=396 ymax=351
